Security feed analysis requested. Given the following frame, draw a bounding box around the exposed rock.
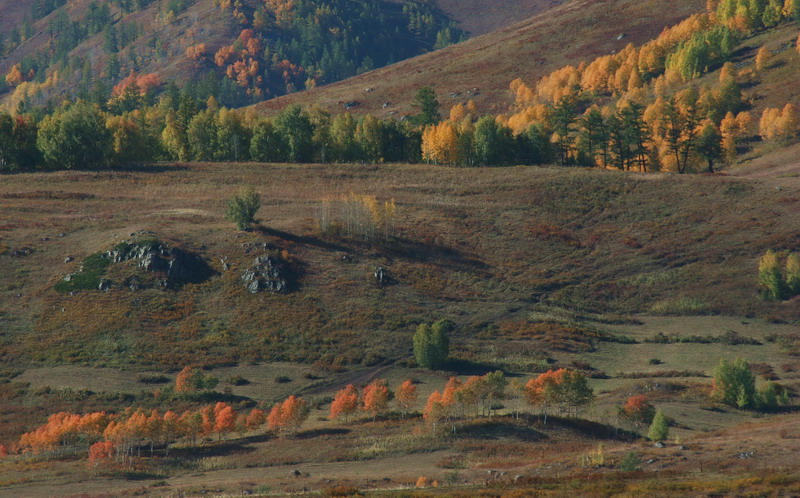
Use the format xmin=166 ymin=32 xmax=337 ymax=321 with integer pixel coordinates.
xmin=374 ymin=266 xmax=393 ymax=285
xmin=105 ymin=240 xmax=214 ymax=286
xmin=737 ymin=451 xmax=755 ymax=459
xmin=653 ymin=441 xmax=665 ymax=448
xmin=64 ymin=257 xmax=73 ymax=263
xmin=240 ymin=255 xmax=290 ymax=294
xmin=98 ymin=279 xmax=112 ymax=291
xmin=290 ymin=469 xmax=302 ymax=477
xmin=9 ymin=247 xmax=34 ymax=257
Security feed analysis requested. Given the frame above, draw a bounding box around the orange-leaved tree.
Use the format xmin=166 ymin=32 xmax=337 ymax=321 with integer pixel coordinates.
xmin=330 ymin=384 xmax=359 ymax=421
xmin=362 ymin=379 xmax=391 ymax=419
xmin=268 ymin=395 xmax=309 ymax=432
xmin=396 ymin=379 xmax=417 ymax=416
xmin=245 ymin=408 xmax=267 ymax=431
xmin=88 ymin=440 xmax=115 ymax=472
xmin=213 ymin=402 xmax=237 ymax=440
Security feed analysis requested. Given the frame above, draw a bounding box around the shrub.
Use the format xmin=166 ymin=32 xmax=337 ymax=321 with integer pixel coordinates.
xmin=224 ymin=187 xmax=261 ymax=231
xmin=620 ymin=451 xmax=641 ymax=472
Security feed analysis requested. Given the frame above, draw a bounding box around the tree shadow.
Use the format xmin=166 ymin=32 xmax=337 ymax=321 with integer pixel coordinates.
xmin=456 ymin=419 xmax=546 ymax=442
xmin=443 ymin=359 xmax=505 ymax=376
xmin=293 ymin=427 xmax=351 ymax=439
xmin=378 ymin=236 xmax=490 ymax=273
xmin=169 ymin=437 xmax=263 ymax=458
xmin=254 ymin=226 xmax=352 ymax=253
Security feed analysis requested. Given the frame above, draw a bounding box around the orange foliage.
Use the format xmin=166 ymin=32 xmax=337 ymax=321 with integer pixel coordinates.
xmin=362 ymin=379 xmax=390 ymax=417
xmin=175 ymin=366 xmax=195 ymax=393
xmin=422 ymin=390 xmax=444 ymax=423
xmin=213 ymin=402 xmax=237 ymax=439
xmin=5 ymin=63 xmax=27 ymax=87
xmin=185 ymin=43 xmax=207 ymax=60
xmin=268 ymin=395 xmax=309 ymax=431
xmin=245 ymin=408 xmax=266 ymax=430
xmin=330 ymin=384 xmax=359 ymax=421
xmin=215 ymin=45 xmax=236 ymax=67
xmin=421 ymin=121 xmax=459 ymax=164
xmin=112 ymin=72 xmax=161 ymax=97
xmin=760 ymin=104 xmax=800 ymax=141
xmin=88 ymin=440 xmax=114 ymax=469
xmin=755 ymin=46 xmax=770 ymax=72
xmin=396 ymin=379 xmax=417 ymax=413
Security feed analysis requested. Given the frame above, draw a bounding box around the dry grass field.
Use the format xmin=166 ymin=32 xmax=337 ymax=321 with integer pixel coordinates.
xmin=0 ymin=161 xmax=799 ymax=495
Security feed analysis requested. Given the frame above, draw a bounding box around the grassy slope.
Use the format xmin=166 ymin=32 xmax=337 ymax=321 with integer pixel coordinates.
xmin=249 ymin=0 xmax=705 ymax=118
xmin=428 ymin=0 xmax=559 ymax=36
xmin=1 ymin=163 xmax=798 ymax=371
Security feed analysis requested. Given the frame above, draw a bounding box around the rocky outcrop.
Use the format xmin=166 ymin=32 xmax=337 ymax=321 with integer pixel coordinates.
xmin=56 ymin=238 xmax=214 ymax=293
xmin=241 ymin=255 xmax=290 ymax=294
xmin=105 ymin=240 xmax=214 ymax=286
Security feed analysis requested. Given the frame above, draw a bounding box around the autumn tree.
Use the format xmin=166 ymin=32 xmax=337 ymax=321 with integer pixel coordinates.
xmin=523 ymin=369 xmax=594 ymax=423
xmin=268 ymin=395 xmax=309 ymax=432
xmin=175 ymin=366 xmax=219 ymax=393
xmin=755 ymin=46 xmax=770 ymax=71
xmin=396 ymin=379 xmax=417 ymax=415
xmin=362 ymin=379 xmax=391 ymax=419
xmin=213 ymin=402 xmax=237 ymax=440
xmin=330 ymin=385 xmax=359 ymax=421
xmin=618 ymin=395 xmax=656 ymax=430
xmin=245 ymin=408 xmax=267 ymax=431
xmin=88 ymin=441 xmax=115 ymax=472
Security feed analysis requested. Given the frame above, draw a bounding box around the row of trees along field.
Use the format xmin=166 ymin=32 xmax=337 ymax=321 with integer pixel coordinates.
xmin=0 ymin=0 xmax=462 ymax=107
xmin=0 ymin=357 xmax=791 ymax=470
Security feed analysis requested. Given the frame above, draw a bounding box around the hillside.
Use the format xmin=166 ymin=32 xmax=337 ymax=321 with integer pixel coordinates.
xmin=0 ymin=0 xmax=468 ymax=108
xmin=430 ymin=0 xmax=561 ymax=36
xmin=1 ymin=162 xmax=800 ymax=495
xmin=1 ymin=163 xmax=798 ymax=370
xmin=250 ymin=0 xmax=705 ymax=118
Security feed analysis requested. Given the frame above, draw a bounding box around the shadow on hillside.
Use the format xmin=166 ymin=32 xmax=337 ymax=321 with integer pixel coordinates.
xmin=294 ymin=427 xmax=351 ymax=439
xmin=523 ymin=414 xmax=640 ymax=441
xmin=169 ymin=435 xmax=269 ymax=458
xmin=456 ymin=420 xmax=546 ymax=442
xmin=444 ymin=359 xmax=506 ymax=376
xmin=255 ymin=226 xmax=352 ymax=253
xmin=255 ymin=226 xmax=489 ymax=274
xmin=379 ymin=236 xmax=490 ymax=272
